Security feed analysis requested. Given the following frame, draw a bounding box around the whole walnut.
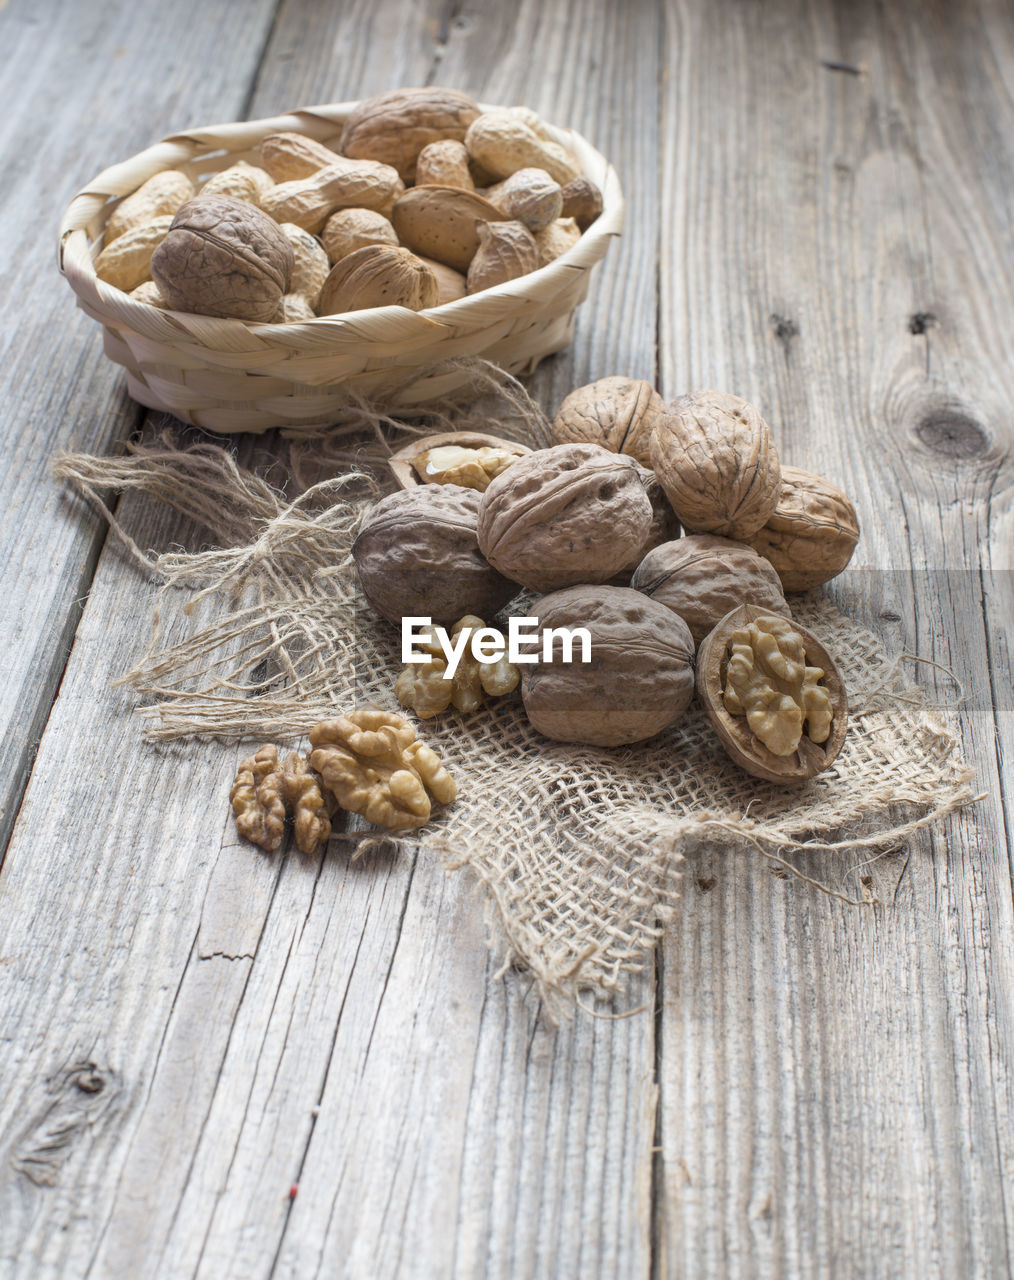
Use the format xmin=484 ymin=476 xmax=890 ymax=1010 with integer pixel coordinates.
xmin=151 ymin=196 xmax=294 ymax=321
xmin=741 ymin=466 xmax=860 ymax=592
xmin=631 ymin=534 xmax=788 ymax=645
xmin=317 ymin=245 xmax=438 ymax=314
xmin=612 ymin=465 xmax=681 ymax=581
xmin=650 ymin=391 xmax=781 ymax=538
xmin=521 ymin=586 xmax=695 ymax=747
xmin=340 ymin=87 xmax=482 ymax=182
xmin=552 ymin=377 xmax=665 ymax=468
xmin=352 ymin=485 xmax=517 ymax=626
xmin=476 ymin=443 xmax=653 ymax=593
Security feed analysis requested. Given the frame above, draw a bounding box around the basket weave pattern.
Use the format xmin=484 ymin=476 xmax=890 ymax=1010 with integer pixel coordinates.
xmin=58 ymin=102 xmax=624 ymax=433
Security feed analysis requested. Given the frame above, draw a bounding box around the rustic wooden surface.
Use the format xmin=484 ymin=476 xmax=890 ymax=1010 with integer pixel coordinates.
xmin=0 ymin=0 xmax=1011 ymax=1276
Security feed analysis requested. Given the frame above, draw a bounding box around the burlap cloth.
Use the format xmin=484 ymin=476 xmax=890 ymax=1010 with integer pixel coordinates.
xmin=55 ymin=365 xmax=977 ymax=1015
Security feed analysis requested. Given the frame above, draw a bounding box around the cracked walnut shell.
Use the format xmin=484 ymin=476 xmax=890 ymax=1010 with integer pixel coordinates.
xmin=396 ymin=615 xmax=520 ymax=718
xmin=650 ymin=391 xmax=782 ymax=538
xmin=309 ymin=705 xmax=456 ymax=830
xmin=741 ymin=466 xmax=860 ymax=592
xmin=477 ymin=443 xmax=653 ymax=593
xmin=697 ymin=604 xmax=848 ymax=783
xmin=521 ymin=586 xmax=695 ymax=747
xmin=230 ymin=744 xmax=332 ymax=854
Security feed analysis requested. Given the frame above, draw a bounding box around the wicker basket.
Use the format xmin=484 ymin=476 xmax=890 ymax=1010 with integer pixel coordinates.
xmin=58 ymin=101 xmax=623 ymax=433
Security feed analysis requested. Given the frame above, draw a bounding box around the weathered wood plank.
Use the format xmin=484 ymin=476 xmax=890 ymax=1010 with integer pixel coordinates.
xmin=656 ymin=0 xmax=1014 ymax=1274
xmin=0 ymin=1 xmax=663 ymax=1276
xmin=0 ymin=0 xmax=281 ymax=853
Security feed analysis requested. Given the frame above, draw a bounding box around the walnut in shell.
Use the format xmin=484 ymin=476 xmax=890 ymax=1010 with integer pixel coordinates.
xmin=317 ymin=245 xmax=438 ymax=314
xmin=741 ymin=466 xmax=860 ymax=592
xmin=353 ymin=485 xmax=518 ymax=626
xmin=521 ymin=586 xmax=695 ymax=747
xmin=391 ymin=186 xmax=507 ymax=273
xmin=613 ymin=465 xmax=681 ymax=581
xmin=552 ymin=376 xmax=665 ymax=468
xmin=696 ymin=604 xmax=848 ymax=783
xmin=477 ymin=443 xmax=653 ymax=593
xmin=631 ymin=534 xmax=789 ymax=645
xmin=230 ymin=744 xmax=332 ymax=854
xmin=309 ymin=705 xmax=456 ymax=830
xmin=650 ymin=391 xmax=782 ymax=538
xmin=150 ymin=197 xmax=294 ymax=321
xmin=466 ymin=221 xmax=538 ymax=293
xmin=340 ymin=87 xmax=482 ymax=182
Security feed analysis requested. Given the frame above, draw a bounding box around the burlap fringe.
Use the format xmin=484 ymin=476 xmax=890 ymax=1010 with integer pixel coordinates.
xmin=53 ymin=361 xmax=978 ymax=1016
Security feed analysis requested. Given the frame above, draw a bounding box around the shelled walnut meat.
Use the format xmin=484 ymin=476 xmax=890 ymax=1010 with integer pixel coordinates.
xmin=697 ymin=604 xmax=848 ymax=783
xmin=521 ymin=586 xmax=695 ymax=747
xmin=650 ymin=391 xmax=782 ymax=538
xmin=396 ymin=615 xmax=520 ymax=718
xmin=631 ymin=534 xmax=789 ymax=645
xmin=353 ymin=484 xmax=517 ymax=626
xmin=476 ymin=443 xmax=653 ymax=593
xmin=309 ymin=704 xmax=456 ymax=830
xmin=229 ymin=744 xmax=332 ymax=854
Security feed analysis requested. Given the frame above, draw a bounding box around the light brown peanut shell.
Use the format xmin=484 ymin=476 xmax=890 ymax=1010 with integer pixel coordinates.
xmin=414 ymin=139 xmax=475 ymax=190
xmin=650 ymin=390 xmax=782 ymax=538
xmin=464 ymin=110 xmax=580 ymax=185
xmin=201 ymin=161 xmax=274 ymax=207
xmin=95 ymin=215 xmax=175 ymax=291
xmin=340 ymin=87 xmax=481 ymax=182
xmin=353 ymin=484 xmax=518 ymax=626
xmin=741 ymin=466 xmax=860 ymax=592
xmin=391 ymin=186 xmax=507 ymax=273
xmin=552 ymin=376 xmax=665 ymax=468
xmin=279 ymin=223 xmax=330 ymax=307
xmin=321 ymin=207 xmax=399 ymax=263
xmin=466 ymin=221 xmax=538 ymax=293
xmin=260 ymin=161 xmax=404 ymax=233
xmin=485 ymin=168 xmax=562 ymax=232
xmin=533 ymin=217 xmax=581 ymax=267
xmin=129 ymin=279 xmax=169 ymax=308
xmin=476 ymin=442 xmax=653 ymax=593
xmin=104 ymin=170 xmax=195 ymax=244
xmin=150 ymin=196 xmax=293 ymax=321
xmin=696 ymin=603 xmax=848 ymax=783
xmin=521 ymin=585 xmax=695 ymax=747
xmin=631 ymin=534 xmax=788 ymax=645
xmin=317 ymin=245 xmax=438 ymax=314
xmin=259 ymin=132 xmax=342 ymax=182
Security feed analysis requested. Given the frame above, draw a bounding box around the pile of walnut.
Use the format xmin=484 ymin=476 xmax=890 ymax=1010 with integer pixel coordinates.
xmin=355 ymin=379 xmax=861 ymax=787
xmin=94 ymin=87 xmax=602 ymax=322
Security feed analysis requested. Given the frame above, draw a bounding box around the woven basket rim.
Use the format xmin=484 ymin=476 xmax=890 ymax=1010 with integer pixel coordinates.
xmin=58 ymin=98 xmax=624 ymax=340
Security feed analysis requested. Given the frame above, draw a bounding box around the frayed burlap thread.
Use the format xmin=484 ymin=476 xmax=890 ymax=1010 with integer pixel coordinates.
xmin=53 ymin=395 xmax=976 ymax=1014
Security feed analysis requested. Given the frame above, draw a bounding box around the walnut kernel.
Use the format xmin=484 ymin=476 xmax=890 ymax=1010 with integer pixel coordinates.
xmin=229 ymin=744 xmax=332 ymax=854
xmin=396 ymin=616 xmax=520 ymax=718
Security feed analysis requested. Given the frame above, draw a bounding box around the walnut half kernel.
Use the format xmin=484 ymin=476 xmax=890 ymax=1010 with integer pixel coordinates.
xmin=396 ymin=615 xmax=520 ymax=718
xmin=229 ymin=744 xmax=332 ymax=854
xmin=697 ymin=604 xmax=848 ymax=783
xmin=411 ymin=444 xmax=519 ymax=491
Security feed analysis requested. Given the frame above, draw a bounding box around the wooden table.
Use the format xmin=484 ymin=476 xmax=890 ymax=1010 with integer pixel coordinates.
xmin=1 ymin=1 xmax=1012 ymax=1275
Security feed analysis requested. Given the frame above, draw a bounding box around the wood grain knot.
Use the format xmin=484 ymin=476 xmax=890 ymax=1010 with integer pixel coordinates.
xmin=916 ymin=411 xmax=990 ymax=459
xmin=908 ymin=312 xmax=936 ymax=335
xmin=695 ymin=877 xmax=717 ymax=892
xmin=770 ymin=314 xmax=799 ymax=356
xmin=11 ymin=1057 xmax=120 ymax=1187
